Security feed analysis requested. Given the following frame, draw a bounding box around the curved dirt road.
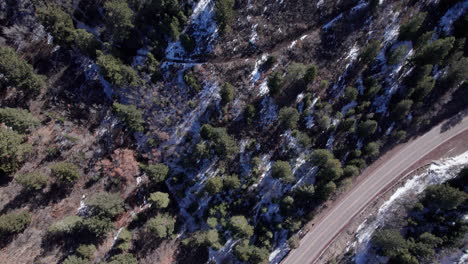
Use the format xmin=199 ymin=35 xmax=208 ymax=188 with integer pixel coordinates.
xmin=282 ymin=117 xmax=468 ymax=264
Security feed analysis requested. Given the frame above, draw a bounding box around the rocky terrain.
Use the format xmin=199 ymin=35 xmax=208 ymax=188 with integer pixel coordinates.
xmin=0 ymin=0 xmax=467 ymax=263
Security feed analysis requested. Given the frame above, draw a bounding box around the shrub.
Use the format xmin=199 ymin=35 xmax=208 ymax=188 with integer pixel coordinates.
xmin=81 ymin=216 xmax=114 ymax=238
xmin=205 ymin=176 xmax=224 ymax=195
xmin=285 ymin=63 xmax=307 ymax=84
xmin=0 ymin=46 xmax=44 ymax=93
xmin=288 ymin=235 xmax=300 ymax=249
xmin=357 ymin=120 xmax=378 ymax=138
xmin=344 ymin=86 xmax=358 ymax=102
xmin=271 ymin=160 xmax=294 ymax=183
xmin=104 ymin=0 xmax=135 ymax=42
xmin=115 ymin=228 xmax=132 ymax=251
xmin=224 ymin=174 xmax=241 ymax=190
xmin=74 ymin=29 xmax=101 ymax=57
xmin=387 ymin=45 xmax=408 ymax=65
xmin=96 ymin=51 xmax=139 ymax=87
xmin=200 ymin=125 xmax=238 ymax=158
xmin=228 ymin=215 xmax=254 ymax=238
xmin=268 ymin=71 xmax=284 ymax=96
xmin=0 ymin=107 xmax=39 ymax=133
xmin=413 ymin=37 xmax=455 ymax=65
xmin=317 ymin=181 xmax=336 ymax=200
xmin=316 ymin=158 xmax=343 ymax=182
xmin=214 ymin=0 xmax=236 ymax=33
xmin=310 ymin=149 xmax=334 ymax=166
xmin=343 ymin=165 xmax=360 ymax=178
xmin=15 ymin=172 xmax=48 ymax=191
xmin=0 ymin=127 xmax=32 ymax=175
xmin=372 ymin=229 xmax=408 ymax=256
xmin=363 ymin=142 xmax=380 ymax=158
xmin=359 ymin=40 xmax=381 ymax=64
xmin=294 ymin=184 xmax=315 ymax=200
xmin=180 ymin=34 xmax=196 ymax=53
xmin=142 ymin=163 xmax=169 ymax=183
xmin=108 ymin=253 xmax=138 ymax=264
xmin=184 ymin=72 xmax=202 ymax=92
xmin=220 ymin=82 xmax=235 ymax=105
xmin=423 ymin=184 xmax=466 ymax=210
xmin=149 ymin=192 xmax=170 ymax=209
xmin=304 ymin=64 xmax=317 ymax=84
xmin=183 ymin=229 xmax=222 ymax=249
xmin=244 ymin=104 xmax=256 ymax=124
xmin=62 ymin=256 xmax=88 ymax=264
xmin=87 ymin=192 xmax=124 ymax=218
xmin=37 ymin=5 xmax=75 ymax=46
xmin=50 ymin=162 xmax=80 ymax=184
xmin=0 ymin=211 xmax=31 ymax=236
xmin=398 ymin=12 xmax=427 ymax=41
xmin=392 ymin=99 xmax=413 ymax=120
xmin=278 ymin=107 xmax=299 ymax=130
xmin=292 ymin=130 xmax=312 ymax=148
xmin=113 ymin=103 xmax=144 ymax=132
xmin=147 ymin=213 xmax=176 ymax=238
xmin=76 ymin=244 xmax=96 ymax=260
xmin=48 ymin=215 xmax=82 ymax=236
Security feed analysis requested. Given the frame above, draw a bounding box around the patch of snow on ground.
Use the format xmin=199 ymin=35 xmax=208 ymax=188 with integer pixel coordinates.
xmin=250 ymin=54 xmax=269 ymax=85
xmin=258 ymin=80 xmax=269 ymax=96
xmin=317 ymin=0 xmax=324 ymax=8
xmin=209 ymin=239 xmax=238 ymax=263
xmin=438 ymin=1 xmax=468 ymax=33
xmin=323 ymin=13 xmax=343 ymax=30
xmin=269 ymin=242 xmax=290 ymax=264
xmin=352 ymin=151 xmax=468 ymax=264
xmin=260 ymin=97 xmax=278 ymax=126
xmin=250 ymin=24 xmax=259 ymax=44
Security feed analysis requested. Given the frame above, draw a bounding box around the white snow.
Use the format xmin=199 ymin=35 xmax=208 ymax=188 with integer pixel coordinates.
xmin=438 ymin=1 xmax=468 ymax=34
xmin=250 ymin=54 xmax=269 ymax=85
xmin=288 ymin=40 xmax=297 ymax=49
xmin=250 ymin=24 xmax=259 ymax=44
xmin=317 ymin=0 xmax=324 ymax=8
xmin=341 ymin=101 xmax=357 ymax=115
xmin=352 ymin=151 xmax=468 ymax=264
xmin=258 ymin=80 xmax=269 ymax=96
xmin=323 ymin=13 xmax=343 ymax=30
xmin=260 ymin=97 xmax=278 ymax=126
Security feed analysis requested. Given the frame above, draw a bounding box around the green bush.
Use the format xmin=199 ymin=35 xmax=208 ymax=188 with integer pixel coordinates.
xmin=81 ymin=216 xmax=114 ymax=238
xmin=392 ymin=99 xmax=413 ymax=120
xmin=220 ymin=82 xmax=235 ymax=105
xmin=285 ymin=63 xmax=307 ymax=84
xmin=115 ymin=228 xmax=132 ymax=251
xmin=76 ymin=244 xmax=96 ymax=260
xmin=0 ymin=107 xmax=39 ymax=133
xmin=224 ymin=174 xmax=241 ymax=190
xmin=107 ymin=253 xmax=138 ymax=264
xmin=96 ymin=51 xmax=139 ymax=87
xmin=363 ymin=142 xmax=380 ymax=158
xmin=0 ymin=46 xmax=45 ymax=93
xmin=0 ymin=127 xmax=32 ymax=175
xmin=372 ymin=229 xmax=408 ymax=256
xmin=234 ymin=240 xmax=269 ymax=264
xmin=292 ymin=130 xmax=312 ymax=148
xmin=343 ymin=165 xmax=360 ymax=178
xmin=344 ymin=86 xmax=358 ymax=102
xmin=142 ymin=163 xmax=169 ymax=183
xmin=0 ymin=211 xmax=31 ymax=236
xmin=398 ymin=12 xmax=427 ymax=41
xmin=50 ymin=162 xmax=80 ymax=184
xmin=15 ymin=172 xmax=48 ymax=191
xmin=304 ymin=64 xmax=317 ymax=84
xmin=359 ymin=40 xmax=381 ymax=64
xmin=214 ymin=0 xmax=236 ymax=33
xmin=316 ymin=158 xmax=343 ymax=182
xmin=271 ymin=160 xmax=294 ymax=183
xmin=423 ymin=184 xmax=466 ymax=210
xmin=104 ymin=0 xmax=135 ymax=42
xmin=87 ymin=192 xmax=124 ymax=218
xmin=413 ymin=37 xmax=455 ymax=65
xmin=310 ymin=149 xmax=334 ymax=166
xmin=408 ymin=76 xmax=434 ymax=101
xmin=37 ymin=5 xmax=75 ymax=46
xmin=200 ymin=124 xmax=238 ymax=158
xmin=205 ymin=176 xmax=224 ymax=195
xmin=278 ymin=107 xmax=299 ymax=130
xmin=147 ymin=213 xmax=176 ymax=238
xmin=317 ymin=181 xmax=336 ymax=200
xmin=268 ymin=71 xmax=284 ymax=96
xmin=180 ymin=34 xmax=196 ymax=53
xmin=182 ymin=229 xmax=222 ymax=250
xmin=244 ymin=104 xmax=256 ymax=125
xmin=228 ymin=215 xmax=254 ymax=238
xmin=184 ymin=73 xmax=202 ymax=92
xmin=62 ymin=255 xmax=88 ymax=264
xmin=113 ymin=103 xmax=144 ymax=132
xmin=149 ymin=191 xmax=170 ymax=209
xmin=387 ymin=45 xmax=408 ymax=65
xmin=48 ymin=215 xmax=82 ymax=236
xmin=74 ymin=29 xmax=102 ymax=57
xmin=357 ymin=120 xmax=378 ymax=138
